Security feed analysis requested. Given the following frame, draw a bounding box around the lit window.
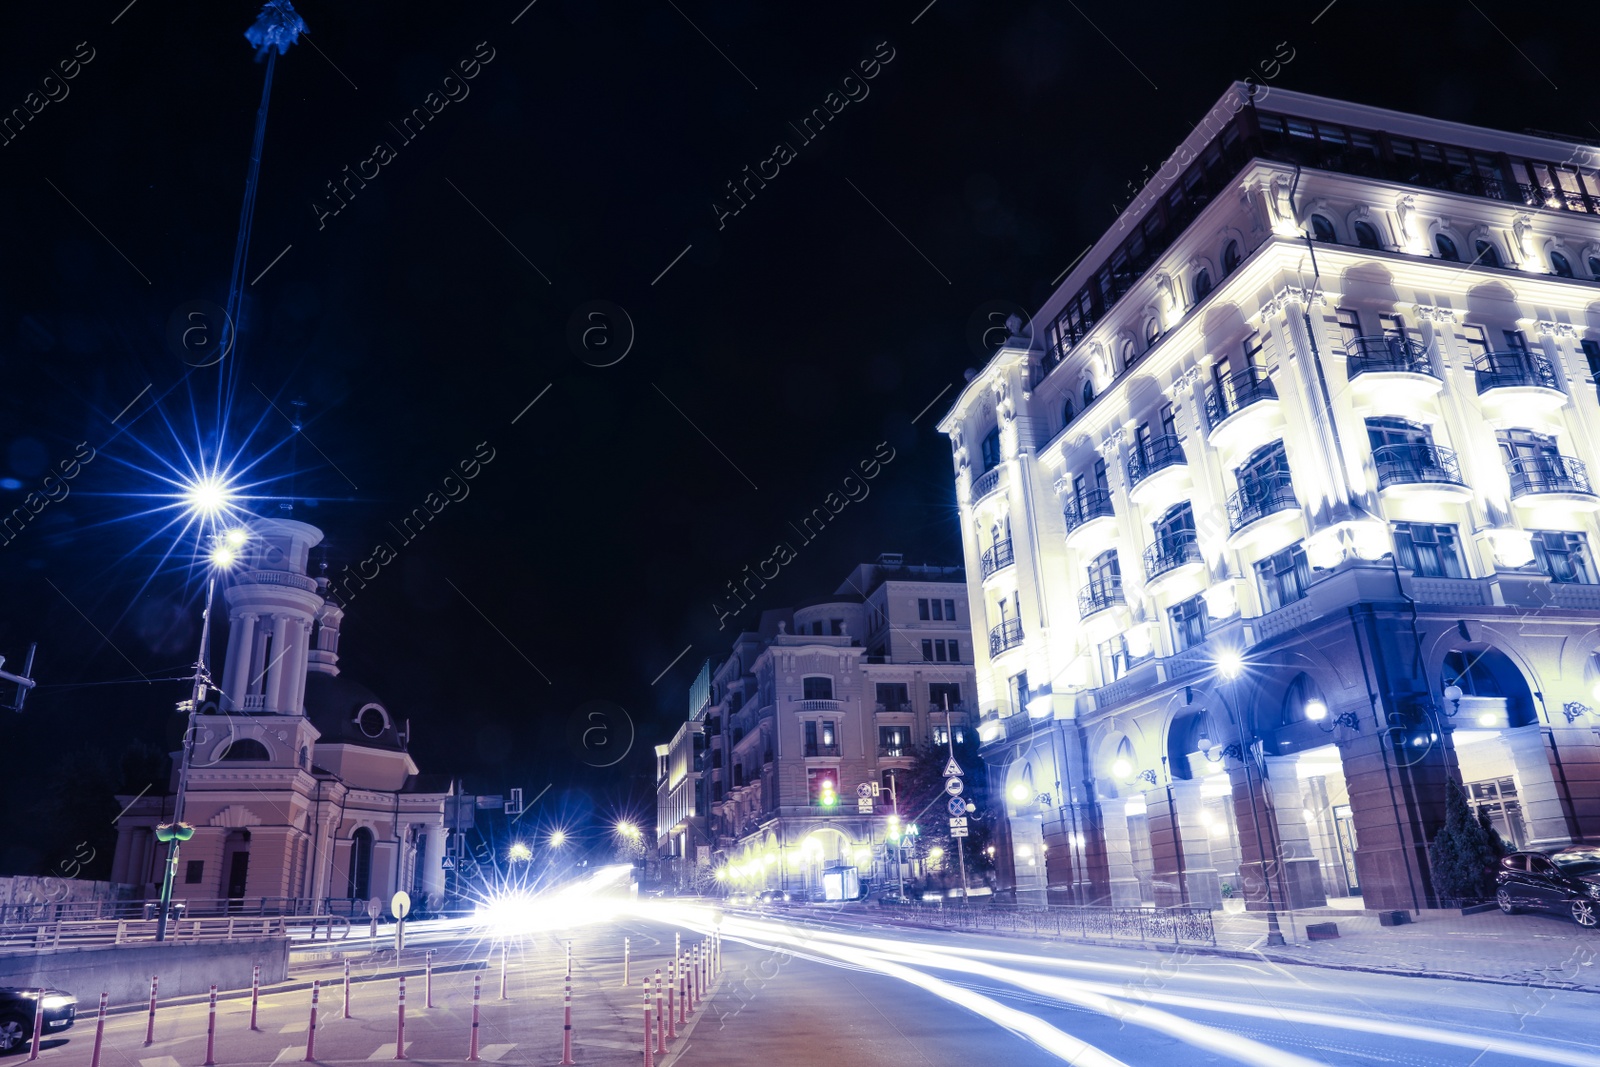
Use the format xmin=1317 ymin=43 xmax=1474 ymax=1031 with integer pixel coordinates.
xmin=1393 ymin=522 xmax=1466 ymax=579
xmin=1168 ymin=594 xmax=1209 ymax=652
xmin=1530 ymin=530 xmax=1598 ymax=585
xmin=1255 ymin=543 xmax=1311 ymax=611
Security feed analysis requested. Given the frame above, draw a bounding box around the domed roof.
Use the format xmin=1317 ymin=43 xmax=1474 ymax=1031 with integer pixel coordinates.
xmin=304 ymin=671 xmax=405 ymax=750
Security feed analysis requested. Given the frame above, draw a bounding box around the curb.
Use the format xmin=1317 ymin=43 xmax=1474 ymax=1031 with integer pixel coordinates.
xmin=103 ymin=960 xmax=489 ymax=1015
xmin=863 ymin=913 xmax=1600 ymax=995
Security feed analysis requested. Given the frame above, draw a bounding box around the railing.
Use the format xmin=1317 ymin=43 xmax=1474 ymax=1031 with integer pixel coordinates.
xmin=1204 ymin=366 xmax=1276 ymax=430
xmin=1227 ymin=472 xmax=1299 ymax=532
xmin=1507 ymin=455 xmax=1595 ymax=498
xmin=1078 ymin=577 xmax=1125 ymax=616
xmin=1373 ymin=443 xmax=1464 ymax=490
xmin=980 ymin=539 xmax=1015 ymax=578
xmin=989 ymin=618 xmax=1024 ymax=656
xmin=0 ymin=896 xmax=378 ymax=926
xmin=1063 ymin=488 xmax=1115 ymax=533
xmin=240 ymin=694 xmax=267 ymax=710
xmin=0 ymin=915 xmax=305 ymax=952
xmin=1475 ymin=351 xmax=1561 ymax=393
xmin=796 ymin=698 xmax=842 ymax=711
xmin=875 ymin=702 xmax=910 ymax=715
xmin=1143 ymin=533 xmax=1202 ymax=580
xmin=878 ymin=744 xmax=910 ymax=758
xmin=1345 ymin=335 xmax=1434 ymax=378
xmin=237 ymin=570 xmax=320 ymax=593
xmin=971 ymin=466 xmax=1004 ymax=500
xmin=803 ymin=743 xmax=841 ymax=757
xmin=1126 ymin=433 xmax=1186 ymax=486
xmin=878 ymin=901 xmax=1216 ymax=946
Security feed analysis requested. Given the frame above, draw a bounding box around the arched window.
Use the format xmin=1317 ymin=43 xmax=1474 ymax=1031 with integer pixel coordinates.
xmin=1280 ymin=673 xmax=1328 ymax=726
xmin=347 ymin=828 xmax=373 ymax=900
xmin=1551 ymin=251 xmax=1574 ymax=278
xmin=1063 ymin=398 xmax=1076 ymax=424
xmin=1193 ymin=269 xmax=1213 ymax=301
xmin=1353 ymin=220 xmax=1381 ymax=250
xmin=1121 ymin=339 xmax=1138 ymax=370
xmin=1145 ymin=319 xmax=1161 ymax=350
xmin=298 ymin=745 xmax=309 ymax=770
xmin=220 ymin=738 xmax=270 ymax=761
xmin=1475 ymin=239 xmax=1502 ymax=269
xmin=1435 ymin=233 xmax=1460 ymax=261
xmin=1589 ymin=255 xmax=1600 ymax=279
xmin=1310 ymin=215 xmax=1336 ymax=242
xmin=1222 ymin=240 xmax=1241 ymax=273
xmin=1082 ymin=380 xmax=1095 ymax=407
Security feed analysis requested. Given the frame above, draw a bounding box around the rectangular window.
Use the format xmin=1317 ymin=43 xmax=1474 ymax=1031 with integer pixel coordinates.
xmin=921 ymin=639 xmax=934 ymax=661
xmin=929 ymin=682 xmax=962 ymax=709
xmin=1168 ymin=594 xmax=1210 ymax=652
xmin=933 ymin=640 xmax=948 ymax=662
xmin=918 ymin=599 xmax=930 ymax=620
xmin=1255 ymin=543 xmax=1312 ymax=611
xmin=802 ymin=676 xmax=834 ymax=700
xmin=804 ymin=721 xmax=818 ymax=752
xmin=1098 ymin=635 xmax=1132 ymax=684
xmin=876 ymin=683 xmax=908 ymax=710
xmin=930 ymin=599 xmax=944 ymax=621
xmin=1393 ymin=522 xmax=1466 ymax=578
xmin=944 ymin=598 xmax=957 ymax=620
xmin=948 ymin=639 xmax=960 ymax=662
xmin=821 ymin=721 xmax=835 ymax=746
xmin=932 ymin=725 xmax=949 ymax=746
xmin=1013 ymin=671 xmax=1030 ymax=714
xmin=1459 ymin=324 xmax=1491 ymax=367
xmin=1531 ymin=530 xmax=1599 ymax=584
xmin=185 ymin=860 xmax=204 ymax=884
xmin=830 ymin=618 xmax=843 ymax=636
xmin=1336 ymin=308 xmax=1362 ymax=348
xmin=878 ymin=726 xmax=907 ymax=756
xmin=1582 ymin=339 xmax=1600 ymax=382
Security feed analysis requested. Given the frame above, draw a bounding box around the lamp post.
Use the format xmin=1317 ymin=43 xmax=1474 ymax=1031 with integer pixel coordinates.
xmin=1208 ymin=649 xmax=1287 ymax=947
xmin=156 ymin=515 xmax=243 ymax=942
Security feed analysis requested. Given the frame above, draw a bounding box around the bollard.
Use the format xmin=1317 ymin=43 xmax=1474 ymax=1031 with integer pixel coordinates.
xmin=25 ymin=987 xmax=43 ymax=1062
xmin=250 ymin=964 xmax=261 ymax=1031
xmin=642 ymin=983 xmax=654 ymax=1067
xmin=623 ymin=936 xmax=630 ymax=987
xmin=558 ymin=976 xmax=575 ymax=1066
xmin=654 ymin=969 xmax=665 ymax=1055
xmin=565 ymin=941 xmax=572 ymax=980
xmin=426 ymin=950 xmax=434 ymax=1008
xmin=203 ymin=986 xmax=217 ymax=1066
xmin=303 ymin=982 xmax=319 ymax=1063
xmin=500 ymin=945 xmax=508 ymax=1001
xmin=88 ymin=992 xmax=107 ymax=1067
xmin=686 ymin=949 xmax=696 ymax=1016
xmin=666 ymin=960 xmax=677 ymax=1039
xmin=677 ymin=954 xmax=686 ymax=1025
xmin=143 ymin=975 xmax=158 ymax=1046
xmin=344 ymin=959 xmax=352 ymax=1020
xmin=466 ymin=974 xmax=481 ymax=1062
xmin=396 ymin=975 xmax=407 ymax=1061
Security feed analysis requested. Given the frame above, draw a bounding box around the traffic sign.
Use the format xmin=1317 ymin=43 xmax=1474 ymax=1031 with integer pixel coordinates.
xmin=391 ymin=891 xmax=411 ymax=920
xmin=857 ymin=798 xmax=873 ymax=813
xmin=441 ymin=856 xmax=455 ymax=870
xmin=856 ymin=783 xmax=872 ymax=799
xmin=949 ymin=817 xmax=968 ymax=831
xmin=942 ymin=757 xmax=963 ymax=778
xmin=950 ymin=825 xmax=969 ymax=838
xmin=947 ymin=796 xmax=967 ymax=816
xmin=944 ymin=777 xmax=965 ymax=797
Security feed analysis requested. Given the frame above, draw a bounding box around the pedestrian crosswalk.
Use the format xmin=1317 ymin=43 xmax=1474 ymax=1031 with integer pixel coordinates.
xmin=367 ymin=1041 xmax=412 ymax=1059
xmin=139 ymin=1057 xmax=182 ymax=1067
xmin=477 ymin=1043 xmax=516 ymax=1061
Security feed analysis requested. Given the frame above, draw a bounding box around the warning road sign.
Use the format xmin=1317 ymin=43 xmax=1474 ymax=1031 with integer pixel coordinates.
xmin=942 ymin=757 xmax=963 ymax=778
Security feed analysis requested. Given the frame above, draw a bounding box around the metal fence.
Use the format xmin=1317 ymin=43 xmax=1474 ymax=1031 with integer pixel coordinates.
xmin=881 ymin=902 xmax=1216 ymax=946
xmin=0 ymin=914 xmax=329 ymax=953
xmin=0 ymin=896 xmax=406 ymax=926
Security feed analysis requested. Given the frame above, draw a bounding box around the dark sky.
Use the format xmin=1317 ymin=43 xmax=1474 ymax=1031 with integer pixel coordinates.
xmin=0 ymin=0 xmax=1588 ymax=873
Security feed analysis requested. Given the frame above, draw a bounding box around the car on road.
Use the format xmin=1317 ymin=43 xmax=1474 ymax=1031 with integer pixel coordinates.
xmin=726 ymin=891 xmax=755 ymax=906
xmin=0 ymin=987 xmax=76 ymax=1054
xmin=1496 ymin=847 xmax=1600 ymax=927
xmin=876 ymin=892 xmax=914 ymax=906
xmin=756 ymin=889 xmax=791 ymax=905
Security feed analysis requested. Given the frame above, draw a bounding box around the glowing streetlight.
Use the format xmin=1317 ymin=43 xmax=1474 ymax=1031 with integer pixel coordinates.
xmin=508 ymin=842 xmax=532 ymax=863
xmin=1304 ymin=699 xmax=1328 ymax=722
xmin=616 ymin=821 xmax=640 ymax=839
xmin=549 ymin=830 xmax=567 ymax=848
xmin=1215 ymin=648 xmax=1244 ymax=680
xmin=184 ymin=475 xmax=234 ymax=518
xmin=1010 ymin=783 xmax=1029 ymax=802
xmin=1111 ymin=758 xmax=1133 ymax=780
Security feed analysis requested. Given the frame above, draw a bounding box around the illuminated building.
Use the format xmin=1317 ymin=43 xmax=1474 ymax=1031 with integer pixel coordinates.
xmin=940 ymin=83 xmax=1600 ymax=911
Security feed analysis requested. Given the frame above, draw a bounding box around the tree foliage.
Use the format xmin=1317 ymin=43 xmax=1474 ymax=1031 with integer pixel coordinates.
xmin=1427 ymin=778 xmax=1508 ymax=903
xmin=893 ymin=734 xmax=995 ymax=891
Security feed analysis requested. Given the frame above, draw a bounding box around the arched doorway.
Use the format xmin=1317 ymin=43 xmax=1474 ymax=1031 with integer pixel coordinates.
xmin=348 ymin=828 xmax=374 ymax=901
xmin=1442 ymin=646 xmax=1550 ymax=849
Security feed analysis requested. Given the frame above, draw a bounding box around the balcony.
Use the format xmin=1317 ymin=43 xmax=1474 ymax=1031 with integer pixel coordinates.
xmin=1475 ymin=352 xmax=1567 ymax=423
xmin=1142 ymin=532 xmax=1204 ymax=583
xmin=1227 ymin=472 xmax=1300 ymax=536
xmin=1373 ymin=443 xmax=1471 ymax=502
xmin=980 ymin=538 xmax=1015 ymax=580
xmin=1077 ymin=577 xmax=1125 ymax=617
xmin=803 ymin=743 xmax=841 ymax=758
xmin=1344 ymin=336 xmax=1442 ymax=411
xmin=971 ymin=465 xmax=1006 ymax=502
xmin=1204 ymin=367 xmax=1282 ymax=457
xmin=989 ymin=618 xmax=1024 ymax=657
xmin=796 ymin=698 xmax=842 ymax=712
xmin=1506 ymin=456 xmax=1599 ymax=511
xmin=1346 ymin=335 xmax=1435 ymax=378
xmin=875 ymin=702 xmax=911 ymax=715
xmin=1063 ymin=488 xmax=1116 ymax=550
xmin=1126 ymin=433 xmax=1191 ymax=509
xmin=878 ymin=744 xmax=911 ymax=758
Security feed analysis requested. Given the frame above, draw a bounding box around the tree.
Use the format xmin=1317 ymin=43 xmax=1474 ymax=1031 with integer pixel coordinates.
xmin=893 ymin=735 xmax=995 ymax=893
xmin=1428 ymin=778 xmax=1507 ymax=903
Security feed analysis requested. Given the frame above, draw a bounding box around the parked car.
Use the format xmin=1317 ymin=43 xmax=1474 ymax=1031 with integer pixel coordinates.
xmin=876 ymin=891 xmax=913 ymax=906
xmin=1496 ymin=847 xmax=1600 ymax=927
xmin=756 ymin=889 xmax=791 ymax=905
xmin=0 ymin=987 xmax=77 ymax=1054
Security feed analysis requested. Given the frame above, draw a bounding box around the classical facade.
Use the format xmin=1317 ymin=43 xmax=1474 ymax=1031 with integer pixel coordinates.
xmin=939 ymin=83 xmax=1600 ymax=911
xmin=685 ymin=556 xmax=977 ymax=895
xmin=110 ymin=519 xmax=451 ymax=914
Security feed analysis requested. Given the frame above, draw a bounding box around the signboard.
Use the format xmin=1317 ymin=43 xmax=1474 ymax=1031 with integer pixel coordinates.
xmin=944 ymin=777 xmax=965 ymax=797
xmin=950 ymin=825 xmax=969 ymax=838
xmin=942 ymin=757 xmax=963 ymax=778
xmin=366 ymin=898 xmax=382 ymax=919
xmin=391 ymin=891 xmax=411 ymax=920
xmin=856 ymin=783 xmax=872 ymax=799
xmin=857 ymin=798 xmax=873 ymax=814
xmin=476 ymin=796 xmax=503 ymax=810
xmin=947 ymin=796 xmax=967 ymax=816
xmin=948 ymin=817 xmax=968 ymax=831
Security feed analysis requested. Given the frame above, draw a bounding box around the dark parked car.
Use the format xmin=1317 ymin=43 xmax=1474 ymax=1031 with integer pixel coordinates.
xmin=757 ymin=889 xmax=791 ymax=905
xmin=0 ymin=987 xmax=76 ymax=1054
xmin=1496 ymin=847 xmax=1600 ymax=928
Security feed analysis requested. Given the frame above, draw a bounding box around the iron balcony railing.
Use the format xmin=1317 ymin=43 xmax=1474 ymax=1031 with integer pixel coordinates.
xmin=796 ymin=698 xmax=841 ymax=711
xmin=1227 ymin=472 xmax=1299 ymax=532
xmin=1078 ymin=577 xmax=1125 ymax=616
xmin=1475 ymin=351 xmax=1561 ymax=394
xmin=980 ymin=539 xmax=1015 ymax=579
xmin=878 ymin=744 xmax=910 ymax=758
xmin=1506 ymin=455 xmax=1595 ymax=499
xmin=1204 ymin=366 xmax=1276 ymax=430
xmin=1063 ymin=488 xmax=1115 ymax=533
xmin=1345 ymin=335 xmax=1434 ymax=378
xmin=1143 ymin=532 xmax=1203 ymax=580
xmin=1126 ymin=433 xmax=1186 ymax=487
xmin=971 ymin=466 xmax=1004 ymax=500
xmin=803 ymin=743 xmax=841 ymax=757
xmin=1373 ymin=443 xmax=1464 ymax=490
xmin=989 ymin=618 xmax=1024 ymax=656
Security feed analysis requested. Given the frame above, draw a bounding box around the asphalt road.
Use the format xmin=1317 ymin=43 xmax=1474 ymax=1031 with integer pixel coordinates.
xmin=17 ymin=904 xmax=1598 ymax=1066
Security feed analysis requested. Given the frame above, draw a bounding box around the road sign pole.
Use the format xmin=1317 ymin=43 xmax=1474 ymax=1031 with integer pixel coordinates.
xmin=890 ymin=771 xmax=903 ymax=903
xmin=947 ymin=704 xmax=971 ymax=904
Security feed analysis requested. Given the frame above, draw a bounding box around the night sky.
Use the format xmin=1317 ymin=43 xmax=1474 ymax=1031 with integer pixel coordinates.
xmin=0 ymin=0 xmax=1588 ymax=875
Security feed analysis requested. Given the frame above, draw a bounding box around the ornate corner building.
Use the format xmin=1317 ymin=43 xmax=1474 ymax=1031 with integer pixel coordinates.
xmin=110 ymin=519 xmax=452 ymax=914
xmin=939 ymin=83 xmax=1600 ymax=912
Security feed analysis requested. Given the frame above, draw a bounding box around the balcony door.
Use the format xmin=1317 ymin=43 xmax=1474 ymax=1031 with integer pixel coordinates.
xmin=1237 ymin=441 xmax=1291 ymax=501
xmin=1085 ymin=550 xmax=1121 ymax=602
xmin=1498 ymin=428 xmax=1561 ymax=478
xmin=1154 ymin=502 xmax=1196 ymax=547
xmin=1367 ymin=416 xmax=1430 ymax=452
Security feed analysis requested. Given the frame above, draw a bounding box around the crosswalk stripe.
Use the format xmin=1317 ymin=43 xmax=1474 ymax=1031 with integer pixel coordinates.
xmin=478 ymin=1044 xmax=516 ymax=1062
xmin=139 ymin=1058 xmax=182 ymax=1067
xmin=271 ymin=1047 xmax=302 ymax=1064
xmin=582 ymin=1038 xmax=643 ymax=1051
xmin=368 ymin=1042 xmax=411 ymax=1059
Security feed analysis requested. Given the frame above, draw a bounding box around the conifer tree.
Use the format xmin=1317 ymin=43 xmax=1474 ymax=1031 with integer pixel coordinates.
xmin=1428 ymin=778 xmax=1507 ymax=903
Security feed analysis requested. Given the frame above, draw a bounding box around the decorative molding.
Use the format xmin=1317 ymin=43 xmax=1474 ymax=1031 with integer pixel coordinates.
xmin=1563 ymin=701 xmax=1591 ymax=724
xmin=1413 ymin=304 xmax=1459 ymax=324
xmin=1535 ymin=320 xmax=1578 ymax=338
xmin=208 ymin=805 xmax=263 ymax=829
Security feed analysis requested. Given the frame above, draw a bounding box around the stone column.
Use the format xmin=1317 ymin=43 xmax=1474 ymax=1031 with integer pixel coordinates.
xmin=222 ymin=613 xmax=257 ymax=710
xmin=265 ymin=615 xmax=291 ymax=712
xmin=1145 ymin=784 xmax=1186 ymax=907
xmin=1170 ymin=778 xmax=1221 ymax=908
xmin=1098 ymin=795 xmax=1142 ymax=906
xmin=1264 ymin=756 xmax=1328 ymax=909
xmin=1227 ymin=755 xmax=1282 ymax=912
xmin=1503 ymin=724 xmax=1575 ymax=849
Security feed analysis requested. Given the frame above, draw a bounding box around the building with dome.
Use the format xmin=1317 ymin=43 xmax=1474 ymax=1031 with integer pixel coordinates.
xmin=109 ymin=518 xmax=451 ymax=914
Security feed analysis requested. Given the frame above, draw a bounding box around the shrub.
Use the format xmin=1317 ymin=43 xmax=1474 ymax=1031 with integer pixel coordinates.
xmin=1428 ymin=779 xmax=1507 ymax=903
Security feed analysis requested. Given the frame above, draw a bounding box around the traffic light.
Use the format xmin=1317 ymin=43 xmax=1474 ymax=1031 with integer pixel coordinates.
xmin=886 ymin=814 xmax=901 ymax=841
xmin=819 ymin=778 xmax=837 ymax=808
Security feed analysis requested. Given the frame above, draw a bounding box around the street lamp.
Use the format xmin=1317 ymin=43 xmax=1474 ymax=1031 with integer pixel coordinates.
xmin=156 ymin=484 xmax=242 ymax=942
xmin=548 ymin=830 xmax=567 ymax=849
xmin=1211 ymin=647 xmax=1287 ymax=947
